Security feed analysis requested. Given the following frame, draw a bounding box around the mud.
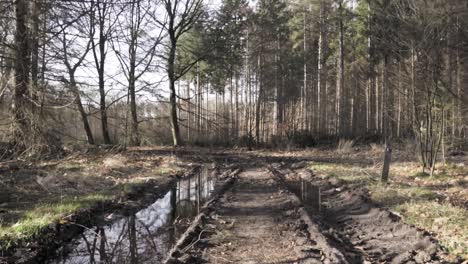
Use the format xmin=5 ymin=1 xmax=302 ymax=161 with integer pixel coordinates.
xmin=1 ymin=166 xmax=201 ymax=264
xmin=273 ymin=162 xmax=449 ymax=264
xmin=177 ymin=164 xmax=347 ymax=264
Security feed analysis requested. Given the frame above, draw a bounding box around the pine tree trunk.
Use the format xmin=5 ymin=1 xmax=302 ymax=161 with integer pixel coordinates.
xmin=317 ymin=1 xmax=328 ymax=135
xmin=187 ymin=81 xmax=191 ymax=143
xmin=381 ymin=55 xmax=392 ymax=183
xmin=336 ymin=3 xmax=345 ymax=136
xmin=235 ymin=75 xmax=239 ymax=139
xmin=255 ymin=56 xmax=262 ymax=143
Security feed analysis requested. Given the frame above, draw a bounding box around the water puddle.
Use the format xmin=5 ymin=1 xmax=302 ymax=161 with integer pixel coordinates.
xmin=48 ymin=166 xmax=215 ymax=264
xmin=299 ymin=178 xmax=321 ymax=213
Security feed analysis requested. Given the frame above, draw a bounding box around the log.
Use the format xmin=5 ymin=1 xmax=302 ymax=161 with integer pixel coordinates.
xmin=164 ymin=168 xmax=240 ymax=264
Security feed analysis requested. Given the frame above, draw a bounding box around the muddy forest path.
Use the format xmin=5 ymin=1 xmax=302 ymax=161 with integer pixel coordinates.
xmin=181 ymin=165 xmax=346 ymax=264
xmin=202 ymin=167 xmax=307 ymax=263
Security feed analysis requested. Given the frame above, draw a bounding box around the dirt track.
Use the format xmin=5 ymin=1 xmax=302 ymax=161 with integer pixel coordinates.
xmin=272 ymin=162 xmax=445 ymax=264
xmin=178 ymin=166 xmax=344 ymax=263
xmin=172 ymin=158 xmax=449 ymax=264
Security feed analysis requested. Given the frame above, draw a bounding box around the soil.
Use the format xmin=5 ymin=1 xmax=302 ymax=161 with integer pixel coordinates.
xmin=0 ymin=147 xmax=464 ymax=263
xmin=272 ymin=162 xmax=449 ymax=264
xmin=172 ymin=156 xmax=454 ymax=264
xmin=180 ymin=165 xmax=343 ymax=263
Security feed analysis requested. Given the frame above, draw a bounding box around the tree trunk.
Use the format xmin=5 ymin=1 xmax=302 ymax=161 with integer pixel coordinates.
xmin=336 ymin=2 xmax=345 ymax=136
xmin=70 ymin=76 xmax=95 ymax=145
xmin=302 ymin=7 xmax=309 ymax=131
xmin=98 ymin=70 xmax=111 ymax=144
xmin=317 ymin=1 xmax=328 ymax=135
xmin=30 ymin=0 xmax=40 ymax=90
xmin=127 ymin=1 xmax=140 ymax=146
xmin=168 ymin=42 xmax=181 ymax=146
xmin=128 ymin=216 xmax=138 ymax=264
xmin=381 ymin=55 xmax=392 ymax=183
xmin=128 ymin=75 xmax=139 ymax=146
xmin=13 ymin=0 xmax=31 ymax=145
xmin=235 ymin=74 xmax=239 ymax=139
xmin=255 ymin=56 xmax=262 ymax=143
xmin=186 ymin=81 xmax=191 ymax=142
xmin=93 ymin=3 xmax=111 ymax=145
xmin=367 ymin=2 xmax=376 ymax=134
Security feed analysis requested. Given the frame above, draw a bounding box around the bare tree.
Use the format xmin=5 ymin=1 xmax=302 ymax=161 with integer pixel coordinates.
xmin=89 ymin=0 xmax=122 ymax=145
xmin=58 ymin=11 xmax=95 ymax=145
xmin=158 ymin=0 xmax=204 ymax=146
xmin=112 ymin=0 xmax=161 ymax=146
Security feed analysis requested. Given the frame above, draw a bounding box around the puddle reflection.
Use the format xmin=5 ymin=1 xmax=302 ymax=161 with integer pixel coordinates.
xmin=300 ymin=179 xmax=321 ymax=212
xmin=49 ymin=167 xmax=215 ymax=264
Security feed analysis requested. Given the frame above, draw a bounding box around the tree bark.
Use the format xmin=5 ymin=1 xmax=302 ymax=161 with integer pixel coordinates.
xmin=13 ymin=0 xmax=31 ymax=144
xmin=168 ymin=42 xmax=182 ymax=146
xmin=317 ymin=1 xmax=328 ymax=135
xmin=381 ymin=55 xmax=392 ymax=183
xmin=70 ymin=76 xmax=95 ymax=145
xmin=336 ymin=1 xmax=345 ymax=136
xmin=91 ymin=2 xmax=112 ymax=145
xmin=127 ymin=0 xmax=140 ymax=146
xmin=255 ymin=56 xmax=262 ymax=143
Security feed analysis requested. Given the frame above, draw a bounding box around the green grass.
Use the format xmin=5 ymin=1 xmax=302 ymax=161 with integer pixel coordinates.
xmin=311 ymin=161 xmax=468 ymax=260
xmin=395 ymin=201 xmax=468 ymax=258
xmin=0 ymin=193 xmax=114 ymax=247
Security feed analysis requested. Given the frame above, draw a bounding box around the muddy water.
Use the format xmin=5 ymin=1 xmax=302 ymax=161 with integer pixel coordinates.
xmin=48 ymin=167 xmax=215 ymax=264
xmin=299 ymin=178 xmax=321 ymax=212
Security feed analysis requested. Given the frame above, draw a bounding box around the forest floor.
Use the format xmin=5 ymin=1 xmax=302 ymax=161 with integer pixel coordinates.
xmin=0 ymin=147 xmax=188 ymax=248
xmin=0 ymin=145 xmax=466 ymax=263
xmin=259 ymin=145 xmax=467 ymax=261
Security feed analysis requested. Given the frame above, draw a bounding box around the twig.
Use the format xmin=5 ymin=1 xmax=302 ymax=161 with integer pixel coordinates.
xmin=181 ymin=229 xmax=207 ymax=253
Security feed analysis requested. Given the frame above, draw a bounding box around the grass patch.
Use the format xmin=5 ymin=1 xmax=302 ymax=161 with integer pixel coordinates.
xmin=371 ymin=184 xmax=441 ymax=206
xmin=312 ymin=162 xmax=378 ymax=187
xmin=0 ymin=193 xmax=114 ymax=246
xmin=395 ymin=201 xmax=468 ymax=258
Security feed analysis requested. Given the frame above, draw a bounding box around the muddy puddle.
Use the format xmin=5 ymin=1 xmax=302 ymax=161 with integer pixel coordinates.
xmin=48 ymin=166 xmax=215 ymax=264
xmin=297 ymin=178 xmax=321 ymax=212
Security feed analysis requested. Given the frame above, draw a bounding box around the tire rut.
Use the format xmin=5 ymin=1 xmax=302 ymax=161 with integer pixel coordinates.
xmin=273 ymin=162 xmax=450 ymax=264
xmin=177 ymin=165 xmax=345 ymax=264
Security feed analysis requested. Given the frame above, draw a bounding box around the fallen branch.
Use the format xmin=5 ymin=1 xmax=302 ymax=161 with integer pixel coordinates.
xmin=164 ymin=168 xmax=240 ymax=264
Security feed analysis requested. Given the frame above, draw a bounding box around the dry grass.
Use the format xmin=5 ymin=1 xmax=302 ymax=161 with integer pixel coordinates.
xmin=336 ymin=139 xmax=355 ymax=154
